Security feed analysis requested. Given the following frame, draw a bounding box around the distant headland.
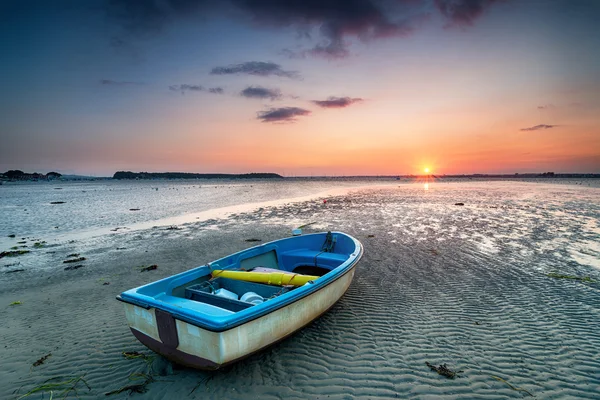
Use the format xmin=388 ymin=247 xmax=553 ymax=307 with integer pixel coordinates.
xmin=112 ymin=171 xmax=284 ymax=180
xmin=1 ymin=170 xmax=62 ymax=181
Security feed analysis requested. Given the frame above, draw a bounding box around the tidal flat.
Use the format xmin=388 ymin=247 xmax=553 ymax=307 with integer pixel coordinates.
xmin=1 ymin=180 xmax=599 ymax=399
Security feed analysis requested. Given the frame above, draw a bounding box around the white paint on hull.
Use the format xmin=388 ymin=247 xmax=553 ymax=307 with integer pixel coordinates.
xmin=124 ymin=266 xmax=356 ymax=366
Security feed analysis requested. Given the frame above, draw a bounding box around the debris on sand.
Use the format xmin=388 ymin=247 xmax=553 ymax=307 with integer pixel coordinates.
xmin=454 ymin=202 xmax=465 ymax=206
xmin=8 ymin=234 xmax=16 ymax=238
xmin=426 ymin=362 xmax=462 ymax=379
xmin=33 ymin=353 xmax=52 ymax=367
xmin=140 ymin=265 xmax=158 ymax=272
xmin=64 ymin=265 xmax=84 ymax=271
xmin=63 ymin=257 xmax=86 ymax=264
xmin=10 ymin=301 xmax=22 ymax=306
xmin=245 ymin=238 xmax=262 ymax=242
xmin=6 ymin=269 xmax=25 ymax=274
xmin=50 ymin=201 xmax=66 ymax=204
xmin=165 ymin=226 xmax=181 ymax=231
xmin=129 ymin=208 xmax=140 ymax=211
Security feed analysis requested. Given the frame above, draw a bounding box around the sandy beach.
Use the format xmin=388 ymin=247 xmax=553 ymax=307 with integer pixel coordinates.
xmin=1 ymin=180 xmax=599 ymax=399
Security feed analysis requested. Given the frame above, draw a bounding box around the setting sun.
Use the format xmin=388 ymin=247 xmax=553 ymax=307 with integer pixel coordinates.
xmin=424 ymin=168 xmax=430 ymax=174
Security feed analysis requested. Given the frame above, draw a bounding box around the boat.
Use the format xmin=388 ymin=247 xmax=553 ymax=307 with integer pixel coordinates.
xmin=117 ymin=231 xmax=363 ymax=370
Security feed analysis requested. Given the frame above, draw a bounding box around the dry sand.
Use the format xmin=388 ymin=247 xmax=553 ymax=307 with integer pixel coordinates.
xmin=1 ymin=182 xmax=599 ymax=399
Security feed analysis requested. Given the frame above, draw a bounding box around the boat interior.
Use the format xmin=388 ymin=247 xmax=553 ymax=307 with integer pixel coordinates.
xmin=129 ymin=232 xmax=356 ymax=315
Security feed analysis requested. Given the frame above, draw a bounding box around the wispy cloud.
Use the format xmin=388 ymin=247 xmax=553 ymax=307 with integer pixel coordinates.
xmin=312 ymin=97 xmax=363 ymax=108
xmin=169 ymin=84 xmax=224 ymax=94
xmin=257 ymin=107 xmax=310 ymax=123
xmin=211 ymin=61 xmax=299 ymax=79
xmin=241 ymin=86 xmax=282 ymax=100
xmin=100 ymin=79 xmax=142 ymax=86
xmin=520 ymin=124 xmax=557 ymax=131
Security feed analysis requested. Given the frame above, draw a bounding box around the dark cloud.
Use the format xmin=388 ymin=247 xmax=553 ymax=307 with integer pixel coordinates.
xmin=241 ymin=86 xmax=282 ymax=100
xmin=520 ymin=124 xmax=557 ymax=131
xmin=106 ymin=1 xmax=500 ymax=59
xmin=312 ymin=96 xmax=363 ymax=108
xmin=231 ymin=0 xmax=417 ymax=59
xmin=435 ymin=0 xmax=502 ymax=26
xmin=169 ymin=84 xmax=224 ymax=94
xmin=100 ymin=79 xmax=142 ymax=86
xmin=210 ymin=61 xmax=299 ymax=79
xmin=257 ymin=107 xmax=310 ymax=123
xmin=105 ymin=1 xmax=504 ymax=59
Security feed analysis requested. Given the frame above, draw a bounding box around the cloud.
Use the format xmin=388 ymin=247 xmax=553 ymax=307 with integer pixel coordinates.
xmin=106 ymin=1 xmax=502 ymax=58
xmin=537 ymin=104 xmax=556 ymax=110
xmin=210 ymin=61 xmax=299 ymax=79
xmin=169 ymin=84 xmax=224 ymax=94
xmin=435 ymin=0 xmax=502 ymax=26
xmin=100 ymin=79 xmax=142 ymax=86
xmin=169 ymin=84 xmax=204 ymax=92
xmin=257 ymin=107 xmax=310 ymax=123
xmin=231 ymin=0 xmax=419 ymax=59
xmin=312 ymin=96 xmax=363 ymax=108
xmin=520 ymin=124 xmax=557 ymax=131
xmin=241 ymin=86 xmax=282 ymax=100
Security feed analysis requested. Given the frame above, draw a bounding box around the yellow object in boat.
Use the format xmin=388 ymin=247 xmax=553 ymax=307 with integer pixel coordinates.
xmin=211 ymin=270 xmax=319 ymax=287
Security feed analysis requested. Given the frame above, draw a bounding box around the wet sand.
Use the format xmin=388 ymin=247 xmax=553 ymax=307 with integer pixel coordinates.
xmin=1 ymin=181 xmax=599 ymax=399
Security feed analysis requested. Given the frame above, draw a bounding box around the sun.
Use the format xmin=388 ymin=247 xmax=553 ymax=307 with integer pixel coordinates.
xmin=424 ymin=167 xmax=430 ymax=174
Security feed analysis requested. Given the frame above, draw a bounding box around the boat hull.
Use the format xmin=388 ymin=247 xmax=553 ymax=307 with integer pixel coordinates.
xmin=124 ymin=264 xmax=356 ymax=370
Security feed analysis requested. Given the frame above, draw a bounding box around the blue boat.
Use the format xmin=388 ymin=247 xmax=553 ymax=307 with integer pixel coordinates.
xmin=118 ymin=231 xmax=363 ymax=369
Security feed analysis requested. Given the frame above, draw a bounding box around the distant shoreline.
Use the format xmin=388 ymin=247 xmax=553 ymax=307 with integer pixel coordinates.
xmin=1 ymin=170 xmax=599 ymax=182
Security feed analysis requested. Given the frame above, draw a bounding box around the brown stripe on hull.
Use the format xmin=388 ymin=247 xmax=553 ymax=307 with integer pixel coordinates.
xmin=131 ymin=327 xmax=221 ymax=370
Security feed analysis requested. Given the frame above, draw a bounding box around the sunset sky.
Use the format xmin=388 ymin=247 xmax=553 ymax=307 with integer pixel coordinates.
xmin=1 ymin=0 xmax=599 ymax=176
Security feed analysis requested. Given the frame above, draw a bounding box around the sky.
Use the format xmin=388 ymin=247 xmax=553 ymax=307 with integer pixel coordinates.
xmin=1 ymin=0 xmax=599 ymax=176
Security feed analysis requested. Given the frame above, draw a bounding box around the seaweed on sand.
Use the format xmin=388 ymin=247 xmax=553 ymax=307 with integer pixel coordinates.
xmin=297 ymin=222 xmax=317 ymax=229
xmin=106 ymin=352 xmax=158 ymax=396
xmin=425 ymin=362 xmax=463 ymax=379
xmin=16 ymin=374 xmax=90 ymax=399
xmin=63 ymin=257 xmax=86 ymax=264
xmin=491 ymin=375 xmax=533 ymax=396
xmin=122 ymin=351 xmax=151 ymax=361
xmin=547 ymin=273 xmax=596 ymax=283
xmin=139 ymin=265 xmax=158 ymax=272
xmin=0 ymin=250 xmax=30 ymax=258
xmin=105 ymin=373 xmax=154 ymax=396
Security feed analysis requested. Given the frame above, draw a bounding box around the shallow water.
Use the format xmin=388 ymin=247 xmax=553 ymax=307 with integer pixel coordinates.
xmin=0 ymin=179 xmax=379 ymax=249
